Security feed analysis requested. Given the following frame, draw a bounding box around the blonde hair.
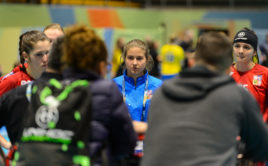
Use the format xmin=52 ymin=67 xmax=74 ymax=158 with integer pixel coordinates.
xmin=43 ymin=23 xmax=64 ymax=33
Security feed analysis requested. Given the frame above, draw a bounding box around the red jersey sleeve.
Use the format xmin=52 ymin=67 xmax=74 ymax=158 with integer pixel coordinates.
xmin=0 ymin=77 xmax=17 ymax=96
xmin=0 ymin=70 xmax=32 ymax=97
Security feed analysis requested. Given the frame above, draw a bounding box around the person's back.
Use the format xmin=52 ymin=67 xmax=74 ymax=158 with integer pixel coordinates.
xmin=160 ymin=38 xmax=184 ymax=80
xmin=141 ymin=32 xmax=268 ymax=166
xmin=0 ymin=72 xmax=62 ymax=145
xmin=16 ymin=77 xmax=92 ymax=166
xmin=60 ymin=25 xmax=136 ymax=166
xmin=63 ymin=68 xmax=136 ymax=163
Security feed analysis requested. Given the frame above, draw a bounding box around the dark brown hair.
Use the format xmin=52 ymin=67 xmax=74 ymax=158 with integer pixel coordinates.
xmin=48 ymin=36 xmax=64 ymax=71
xmin=195 ymin=32 xmax=233 ymax=72
xmin=19 ymin=30 xmax=50 ymax=71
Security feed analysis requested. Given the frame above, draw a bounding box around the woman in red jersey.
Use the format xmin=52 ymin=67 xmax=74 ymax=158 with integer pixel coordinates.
xmin=230 ymin=28 xmax=268 ymax=166
xmin=0 ymin=30 xmax=51 ymax=158
xmin=0 ymin=30 xmax=51 ymax=96
xmin=231 ymin=28 xmax=268 ymax=122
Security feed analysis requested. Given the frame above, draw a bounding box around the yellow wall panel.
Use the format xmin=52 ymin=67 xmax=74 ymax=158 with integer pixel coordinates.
xmin=0 ymin=28 xmax=21 ymax=74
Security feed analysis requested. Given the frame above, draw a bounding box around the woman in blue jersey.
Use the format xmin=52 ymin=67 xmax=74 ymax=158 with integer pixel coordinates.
xmin=113 ymin=39 xmax=162 ymax=124
xmin=113 ymin=39 xmax=162 ymax=165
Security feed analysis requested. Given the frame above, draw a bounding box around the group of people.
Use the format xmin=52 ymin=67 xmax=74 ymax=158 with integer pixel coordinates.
xmin=0 ymin=23 xmax=162 ymax=166
xmin=0 ymin=23 xmax=267 ymax=166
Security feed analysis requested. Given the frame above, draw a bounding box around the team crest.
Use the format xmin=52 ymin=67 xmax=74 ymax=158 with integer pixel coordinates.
xmin=35 ymin=105 xmax=59 ymax=129
xmin=144 ymin=90 xmax=153 ymax=101
xmin=253 ymin=75 xmax=262 ymax=86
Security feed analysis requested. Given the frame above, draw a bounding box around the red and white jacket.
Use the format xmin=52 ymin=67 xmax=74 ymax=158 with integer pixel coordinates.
xmin=231 ymin=64 xmax=268 ymax=122
xmin=0 ymin=64 xmax=33 ymax=97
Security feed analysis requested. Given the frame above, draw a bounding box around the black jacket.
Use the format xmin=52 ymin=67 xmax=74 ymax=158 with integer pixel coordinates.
xmin=141 ymin=65 xmax=268 ymax=166
xmin=0 ymin=72 xmax=62 ymax=144
xmin=63 ymin=68 xmax=137 ymax=166
xmin=0 ymin=69 xmax=136 ymax=166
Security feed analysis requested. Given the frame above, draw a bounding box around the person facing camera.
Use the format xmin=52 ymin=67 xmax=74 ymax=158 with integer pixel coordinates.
xmin=0 ymin=30 xmax=51 ymax=96
xmin=230 ymin=28 xmax=268 ymax=123
xmin=113 ymin=39 xmax=162 ymax=166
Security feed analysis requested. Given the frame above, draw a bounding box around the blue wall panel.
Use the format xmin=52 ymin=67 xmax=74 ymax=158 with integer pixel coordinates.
xmin=103 ymin=28 xmax=114 ymax=62
xmin=204 ymin=11 xmax=268 ymax=29
xmin=49 ymin=6 xmax=76 ymax=27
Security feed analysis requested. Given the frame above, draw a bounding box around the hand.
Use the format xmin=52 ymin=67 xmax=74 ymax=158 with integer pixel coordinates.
xmin=132 ymin=121 xmax=148 ymax=134
xmin=3 ymin=141 xmax=12 ymax=150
